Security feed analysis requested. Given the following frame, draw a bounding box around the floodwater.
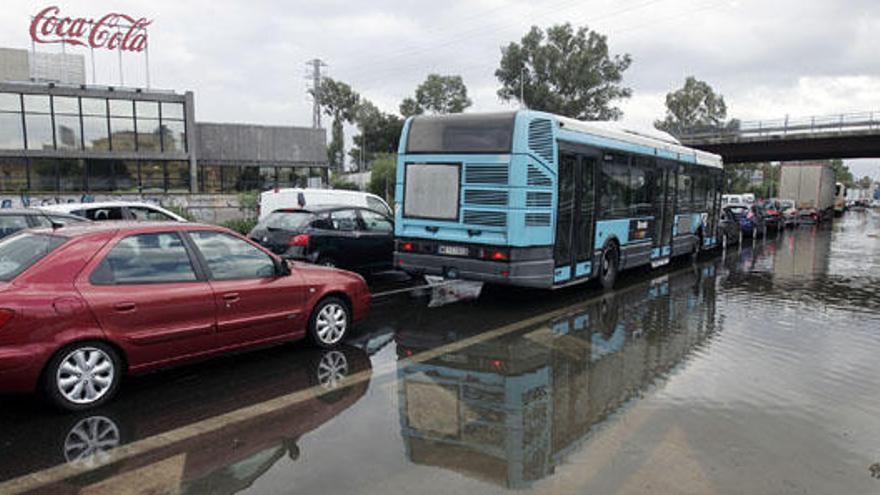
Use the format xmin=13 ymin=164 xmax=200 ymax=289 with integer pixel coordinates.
xmin=1 ymin=211 xmax=880 ymax=494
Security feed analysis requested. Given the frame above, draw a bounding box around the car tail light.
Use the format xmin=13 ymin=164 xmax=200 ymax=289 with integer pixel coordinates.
xmin=747 ymin=211 xmax=754 ymax=220
xmin=400 ymin=242 xmax=414 ymax=252
xmin=289 ymin=234 xmax=310 ymax=247
xmin=0 ymin=309 xmax=14 ymax=329
xmin=487 ymin=250 xmax=508 ymax=261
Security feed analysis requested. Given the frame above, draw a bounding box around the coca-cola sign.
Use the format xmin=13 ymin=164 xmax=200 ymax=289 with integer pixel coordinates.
xmin=30 ymin=6 xmax=152 ymax=53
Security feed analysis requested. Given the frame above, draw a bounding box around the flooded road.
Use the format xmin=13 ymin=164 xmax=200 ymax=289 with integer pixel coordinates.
xmin=1 ymin=211 xmax=880 ymax=494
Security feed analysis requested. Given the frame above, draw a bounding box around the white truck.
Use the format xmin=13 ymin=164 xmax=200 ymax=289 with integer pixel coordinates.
xmin=778 ymin=163 xmax=836 ymax=223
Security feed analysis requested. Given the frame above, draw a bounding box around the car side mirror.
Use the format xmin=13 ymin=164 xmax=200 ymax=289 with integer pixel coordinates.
xmin=275 ymin=258 xmax=292 ymax=277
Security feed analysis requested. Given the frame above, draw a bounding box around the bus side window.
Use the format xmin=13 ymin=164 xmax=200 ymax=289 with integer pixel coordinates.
xmin=601 ymin=154 xmax=631 ymax=219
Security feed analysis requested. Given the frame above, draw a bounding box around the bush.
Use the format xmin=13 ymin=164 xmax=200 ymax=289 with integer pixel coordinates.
xmin=331 ymin=177 xmax=361 ymax=191
xmin=222 ymin=218 xmax=258 ymax=235
xmin=163 ymin=204 xmax=196 ymax=222
xmin=368 ymin=154 xmax=396 ymax=203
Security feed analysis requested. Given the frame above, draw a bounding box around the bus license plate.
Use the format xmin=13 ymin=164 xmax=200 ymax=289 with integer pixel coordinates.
xmin=438 ymin=245 xmax=468 ymax=257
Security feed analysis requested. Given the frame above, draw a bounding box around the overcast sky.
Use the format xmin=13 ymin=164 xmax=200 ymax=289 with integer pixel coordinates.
xmin=4 ymin=0 xmax=879 ymax=178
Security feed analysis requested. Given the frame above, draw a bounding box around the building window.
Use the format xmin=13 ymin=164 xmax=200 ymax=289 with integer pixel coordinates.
xmin=23 ymin=95 xmax=54 ymax=151
xmin=260 ymin=166 xmax=277 ymax=189
xmin=0 ymin=93 xmax=24 ymax=150
xmin=278 ymin=167 xmax=296 ymax=188
xmin=86 ymin=160 xmax=114 ymax=192
xmin=53 ymin=96 xmax=81 ymax=150
xmin=221 ymin=166 xmax=238 ymax=193
xmin=30 ymin=159 xmax=58 ymax=192
xmin=0 ymin=159 xmax=28 ymax=193
xmin=140 ymin=161 xmax=165 ymax=192
xmin=109 ymin=100 xmax=135 ymax=152
xmin=135 ymin=101 xmax=161 ymax=152
xmin=81 ymin=98 xmax=109 ymax=151
xmin=199 ymin=165 xmax=222 ymax=193
xmin=59 ymin=159 xmax=84 ymax=192
xmin=239 ymin=166 xmax=260 ymax=191
xmin=167 ymin=161 xmax=190 ymax=192
xmin=160 ymin=102 xmax=186 ymax=152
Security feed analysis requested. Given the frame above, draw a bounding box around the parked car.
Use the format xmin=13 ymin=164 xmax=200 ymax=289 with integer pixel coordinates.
xmin=0 ymin=208 xmax=87 ymax=239
xmin=249 ymin=206 xmax=394 ymax=274
xmin=759 ymin=200 xmax=783 ymax=230
xmin=722 ymin=194 xmax=745 ymax=207
xmin=40 ymin=201 xmax=188 ymax=222
xmin=0 ymin=222 xmax=371 ymax=411
xmin=724 ymin=205 xmax=765 ymax=237
xmin=259 ymin=188 xmax=392 ymax=221
xmin=718 ymin=207 xmax=742 ymax=246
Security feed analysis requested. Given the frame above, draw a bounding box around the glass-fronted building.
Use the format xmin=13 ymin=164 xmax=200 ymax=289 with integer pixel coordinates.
xmin=0 ymin=81 xmax=327 ymax=195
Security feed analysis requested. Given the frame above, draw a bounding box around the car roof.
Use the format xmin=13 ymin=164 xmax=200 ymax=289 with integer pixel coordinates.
xmin=0 ymin=208 xmax=81 ymax=218
xmin=27 ymin=221 xmax=224 ymax=238
xmin=270 ymin=204 xmax=379 ymax=214
xmin=40 ymin=201 xmax=167 ymax=212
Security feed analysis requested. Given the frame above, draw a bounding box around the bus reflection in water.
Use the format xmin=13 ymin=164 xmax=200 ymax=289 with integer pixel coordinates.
xmin=395 ymin=264 xmax=719 ymax=489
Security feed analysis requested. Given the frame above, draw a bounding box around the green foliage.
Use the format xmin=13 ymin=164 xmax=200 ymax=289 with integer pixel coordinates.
xmin=331 ymin=177 xmax=361 ymax=191
xmin=163 ymin=204 xmax=196 ymax=222
xmin=399 ymin=74 xmax=472 ymax=117
xmin=829 ymin=159 xmax=854 ymax=186
xmin=238 ymin=191 xmax=259 ymax=211
xmin=857 ymin=176 xmax=874 ymax=189
xmin=222 ymin=218 xmax=258 ymax=235
xmin=309 ymin=77 xmax=361 ymax=170
xmin=368 ymin=154 xmax=397 ymax=203
xmin=495 ymin=23 xmax=632 ymax=120
xmin=349 ymin=99 xmax=404 ymax=169
xmin=655 ymin=77 xmax=731 ymax=136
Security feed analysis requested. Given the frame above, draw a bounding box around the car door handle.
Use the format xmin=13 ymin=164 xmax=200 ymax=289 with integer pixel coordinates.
xmin=223 ymin=293 xmax=240 ymax=302
xmin=114 ymin=302 xmax=136 ymax=312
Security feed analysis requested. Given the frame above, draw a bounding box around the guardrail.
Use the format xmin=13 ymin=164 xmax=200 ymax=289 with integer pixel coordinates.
xmin=679 ymin=111 xmax=880 ymax=142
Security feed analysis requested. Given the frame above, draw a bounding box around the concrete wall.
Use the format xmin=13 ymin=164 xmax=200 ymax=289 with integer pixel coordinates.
xmin=196 ymin=123 xmax=327 ymax=165
xmin=0 ymin=193 xmax=254 ymax=225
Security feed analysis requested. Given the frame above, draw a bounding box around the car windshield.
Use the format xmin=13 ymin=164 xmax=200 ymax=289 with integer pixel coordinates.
xmin=0 ymin=233 xmax=68 ymax=281
xmin=258 ymin=211 xmax=314 ymax=231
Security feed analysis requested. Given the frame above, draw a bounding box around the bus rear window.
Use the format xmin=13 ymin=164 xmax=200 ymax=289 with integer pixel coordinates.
xmin=0 ymin=233 xmax=68 ymax=281
xmin=406 ymin=113 xmax=516 ymax=154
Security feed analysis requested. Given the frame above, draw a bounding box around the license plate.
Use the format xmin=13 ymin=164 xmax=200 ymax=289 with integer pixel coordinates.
xmin=438 ymin=245 xmax=469 ymax=257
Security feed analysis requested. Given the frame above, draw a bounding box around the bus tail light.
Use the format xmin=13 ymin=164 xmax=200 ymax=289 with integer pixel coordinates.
xmin=0 ymin=309 xmax=14 ymax=330
xmin=289 ymin=234 xmax=310 ymax=247
xmin=400 ymin=242 xmax=414 ymax=252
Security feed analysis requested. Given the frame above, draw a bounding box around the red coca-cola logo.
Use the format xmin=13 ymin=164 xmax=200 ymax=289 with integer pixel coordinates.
xmin=30 ymin=6 xmax=152 ymax=53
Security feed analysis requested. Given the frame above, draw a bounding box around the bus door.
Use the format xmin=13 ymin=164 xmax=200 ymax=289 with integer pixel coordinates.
xmin=653 ymin=164 xmax=675 ymax=259
xmin=554 ymin=153 xmax=596 ymax=282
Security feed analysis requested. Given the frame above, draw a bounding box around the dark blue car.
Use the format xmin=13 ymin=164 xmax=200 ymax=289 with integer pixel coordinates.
xmin=723 ymin=205 xmax=765 ymax=237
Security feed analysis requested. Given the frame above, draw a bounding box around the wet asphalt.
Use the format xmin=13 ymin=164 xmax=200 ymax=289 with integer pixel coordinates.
xmin=1 ymin=210 xmax=880 ymax=494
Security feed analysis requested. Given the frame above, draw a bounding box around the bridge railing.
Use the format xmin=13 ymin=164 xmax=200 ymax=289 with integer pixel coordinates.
xmin=679 ymin=111 xmax=880 ymax=142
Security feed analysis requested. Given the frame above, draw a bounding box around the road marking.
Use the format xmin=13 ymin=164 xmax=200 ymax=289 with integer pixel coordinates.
xmin=0 ymin=265 xmax=696 ymax=495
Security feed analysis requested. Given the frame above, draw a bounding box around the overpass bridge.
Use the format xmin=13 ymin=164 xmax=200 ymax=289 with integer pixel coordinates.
xmin=678 ymin=111 xmax=880 ymax=163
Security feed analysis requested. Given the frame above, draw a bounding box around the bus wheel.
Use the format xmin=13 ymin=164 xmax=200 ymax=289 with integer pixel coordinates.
xmin=600 ymin=244 xmax=618 ymax=290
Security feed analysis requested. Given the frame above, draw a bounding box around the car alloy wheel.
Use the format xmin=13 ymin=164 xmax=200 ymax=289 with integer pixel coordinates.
xmin=316 ymin=350 xmax=349 ymax=390
xmin=63 ymin=416 xmax=121 ymax=467
xmin=56 ymin=347 xmax=116 ymax=405
xmin=311 ymin=298 xmax=350 ymax=347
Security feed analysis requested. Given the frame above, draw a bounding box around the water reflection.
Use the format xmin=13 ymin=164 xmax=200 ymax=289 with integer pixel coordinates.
xmin=396 ymin=265 xmax=720 ymax=489
xmin=0 ymin=345 xmax=371 ymax=493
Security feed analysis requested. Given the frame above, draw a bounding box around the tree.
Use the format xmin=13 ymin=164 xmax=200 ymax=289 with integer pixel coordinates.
xmin=495 ymin=23 xmax=632 ymax=120
xmin=309 ymin=78 xmax=360 ymax=171
xmin=368 ymin=154 xmax=396 ymax=203
xmin=655 ymin=77 xmax=730 ymax=136
xmin=399 ymin=74 xmax=472 ymax=117
xmin=829 ymin=159 xmax=854 ymax=186
xmin=349 ymin=99 xmax=404 ymax=169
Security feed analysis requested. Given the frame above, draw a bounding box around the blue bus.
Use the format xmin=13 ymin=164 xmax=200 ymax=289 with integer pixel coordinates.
xmin=393 ymin=110 xmax=724 ymax=289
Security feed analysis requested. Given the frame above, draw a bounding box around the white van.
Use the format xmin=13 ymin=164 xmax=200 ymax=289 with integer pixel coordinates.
xmin=259 ymin=188 xmax=392 ymax=220
xmin=722 ymin=194 xmax=744 ymax=206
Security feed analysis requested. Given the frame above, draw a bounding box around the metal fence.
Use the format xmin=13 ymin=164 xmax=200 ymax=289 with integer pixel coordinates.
xmin=679 ymin=111 xmax=880 ymax=142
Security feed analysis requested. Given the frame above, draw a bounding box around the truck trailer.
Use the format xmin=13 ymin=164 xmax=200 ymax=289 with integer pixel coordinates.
xmin=778 ymin=163 xmax=836 ymax=223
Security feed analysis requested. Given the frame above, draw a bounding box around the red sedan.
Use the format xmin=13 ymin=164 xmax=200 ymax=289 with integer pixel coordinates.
xmin=0 ymin=222 xmax=370 ymax=411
